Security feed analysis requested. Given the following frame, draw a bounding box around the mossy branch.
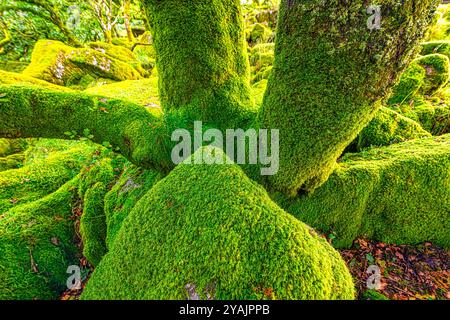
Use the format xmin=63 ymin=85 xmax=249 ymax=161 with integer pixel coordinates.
xmin=0 ymin=85 xmax=172 ymax=171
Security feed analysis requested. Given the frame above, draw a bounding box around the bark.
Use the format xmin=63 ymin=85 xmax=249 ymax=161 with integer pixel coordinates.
xmin=258 ymin=0 xmax=440 ymax=195
xmin=142 ymin=0 xmax=256 ymax=130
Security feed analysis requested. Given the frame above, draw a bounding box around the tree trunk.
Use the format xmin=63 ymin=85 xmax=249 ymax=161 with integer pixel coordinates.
xmin=142 ymin=0 xmax=256 ymax=130
xmin=124 ymin=0 xmax=134 ymax=42
xmin=258 ymin=0 xmax=440 ymax=195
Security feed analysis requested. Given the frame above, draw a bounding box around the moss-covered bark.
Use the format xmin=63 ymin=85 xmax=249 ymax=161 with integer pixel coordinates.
xmin=0 ymin=85 xmax=171 ymax=171
xmin=142 ymin=0 xmax=256 ymax=129
xmin=258 ymin=0 xmax=440 ymax=195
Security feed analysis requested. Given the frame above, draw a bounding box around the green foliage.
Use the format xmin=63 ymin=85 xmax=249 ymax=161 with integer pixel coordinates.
xmin=247 ymin=23 xmax=273 ymax=45
xmin=257 ymin=0 xmax=440 ymax=195
xmin=275 ymin=135 xmax=450 ymax=249
xmin=82 ymin=148 xmax=355 ymax=300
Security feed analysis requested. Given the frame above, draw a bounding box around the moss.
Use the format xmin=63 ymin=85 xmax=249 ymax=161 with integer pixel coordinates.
xmin=275 ymin=135 xmax=450 ymax=249
xmin=354 ymin=107 xmax=431 ymax=151
xmin=252 ymin=79 xmax=268 ymax=107
xmin=23 ymin=40 xmax=143 ymax=88
xmin=0 ymin=61 xmax=29 ymax=73
xmin=143 ymin=0 xmax=257 ymax=130
xmin=104 ymin=164 xmax=163 ymax=249
xmin=0 ymin=138 xmax=29 ymax=157
xmin=421 ymin=40 xmax=450 ymax=58
xmin=388 ymin=64 xmax=426 ymax=105
xmin=0 ymin=153 xmax=25 ymax=172
xmin=425 ymin=4 xmax=450 ymax=41
xmin=82 ymin=147 xmax=355 ymax=300
xmin=0 ymin=146 xmax=94 ymax=214
xmin=257 ymin=0 xmax=440 ymax=195
xmin=361 ymin=290 xmax=389 ymax=301
xmin=416 ymin=54 xmax=450 ymax=95
xmin=0 ymin=85 xmax=171 ymax=171
xmin=84 ymin=75 xmax=161 ymax=114
xmin=247 ymin=23 xmax=273 ymax=45
xmin=390 ymin=98 xmax=450 ymax=135
xmin=0 ymin=178 xmax=80 ymax=300
xmin=0 ymin=70 xmax=72 ymax=92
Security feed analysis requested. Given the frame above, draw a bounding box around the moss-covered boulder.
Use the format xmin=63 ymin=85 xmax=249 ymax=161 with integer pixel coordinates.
xmin=249 ymin=43 xmax=274 ymax=84
xmin=0 ymin=178 xmax=80 ymax=300
xmin=0 ymin=153 xmax=25 ymax=172
xmin=354 ymin=107 xmax=431 ymax=151
xmin=276 ymin=135 xmax=450 ymax=249
xmin=247 ymin=23 xmax=273 ymax=44
xmin=421 ymin=40 xmax=450 ymax=58
xmin=23 ymin=40 xmax=143 ymax=87
xmin=0 ymin=70 xmax=72 ymax=92
xmin=390 ymin=99 xmax=450 ymax=136
xmin=0 ymin=146 xmax=94 ymax=213
xmin=82 ymin=148 xmax=355 ymax=300
xmin=416 ymin=54 xmax=450 ymax=95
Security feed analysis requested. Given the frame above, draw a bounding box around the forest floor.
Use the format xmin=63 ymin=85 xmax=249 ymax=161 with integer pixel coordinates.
xmin=60 ymin=236 xmax=450 ymax=300
xmin=340 ymin=239 xmax=450 ymax=300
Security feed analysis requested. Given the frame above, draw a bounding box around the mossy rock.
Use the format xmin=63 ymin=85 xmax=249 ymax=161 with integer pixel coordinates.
xmin=82 ymin=148 xmax=355 ymax=300
xmin=416 ymin=54 xmax=450 ymax=96
xmin=0 ymin=178 xmax=80 ymax=300
xmin=421 ymin=40 xmax=450 ymax=59
xmin=104 ymin=165 xmax=163 ymax=250
xmin=0 ymin=70 xmax=72 ymax=92
xmin=354 ymin=107 xmax=431 ymax=151
xmin=388 ymin=64 xmax=426 ymax=105
xmin=390 ymin=99 xmax=450 ymax=136
xmin=23 ymin=40 xmax=143 ymax=88
xmin=0 ymin=138 xmax=29 ymax=158
xmin=276 ymin=135 xmax=450 ymax=249
xmin=0 ymin=146 xmax=94 ymax=214
xmin=247 ymin=23 xmax=273 ymax=45
xmin=0 ymin=153 xmax=25 ymax=172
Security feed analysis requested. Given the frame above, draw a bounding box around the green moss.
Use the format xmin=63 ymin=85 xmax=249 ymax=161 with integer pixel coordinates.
xmin=0 ymin=70 xmax=73 ymax=92
xmin=252 ymin=79 xmax=268 ymax=106
xmin=82 ymin=147 xmax=355 ymax=300
xmin=416 ymin=54 xmax=450 ymax=96
xmin=0 ymin=61 xmax=29 ymax=73
xmin=23 ymin=40 xmax=144 ymax=88
xmin=390 ymin=98 xmax=450 ymax=135
xmin=421 ymin=40 xmax=450 ymax=58
xmin=257 ymin=0 xmax=440 ymax=195
xmin=247 ymin=23 xmax=273 ymax=45
xmin=354 ymin=107 xmax=431 ymax=151
xmin=0 ymin=146 xmax=94 ymax=213
xmin=84 ymin=75 xmax=161 ymax=114
xmin=425 ymin=4 xmax=450 ymax=41
xmin=143 ymin=0 xmax=257 ymax=129
xmin=0 ymin=153 xmax=25 ymax=172
xmin=388 ymin=64 xmax=426 ymax=105
xmin=275 ymin=135 xmax=450 ymax=249
xmin=0 ymin=85 xmax=171 ymax=171
xmin=0 ymin=138 xmax=29 ymax=157
xmin=361 ymin=290 xmax=389 ymax=301
xmin=0 ymin=178 xmax=80 ymax=300
xmin=104 ymin=164 xmax=163 ymax=249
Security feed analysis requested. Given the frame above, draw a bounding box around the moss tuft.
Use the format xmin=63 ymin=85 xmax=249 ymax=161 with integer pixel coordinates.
xmin=275 ymin=135 xmax=450 ymax=249
xmin=82 ymin=147 xmax=355 ymax=300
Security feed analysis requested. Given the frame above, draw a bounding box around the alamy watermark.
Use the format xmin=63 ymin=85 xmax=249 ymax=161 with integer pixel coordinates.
xmin=171 ymin=121 xmax=279 ymax=176
xmin=366 ymin=265 xmax=382 ymax=290
xmin=367 ymin=4 xmax=382 ymax=30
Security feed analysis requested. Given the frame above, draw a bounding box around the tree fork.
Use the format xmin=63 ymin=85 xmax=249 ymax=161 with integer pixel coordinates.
xmin=258 ymin=0 xmax=440 ymax=195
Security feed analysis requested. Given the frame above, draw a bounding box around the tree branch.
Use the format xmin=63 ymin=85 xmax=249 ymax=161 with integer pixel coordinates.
xmin=0 ymin=84 xmax=172 ymax=171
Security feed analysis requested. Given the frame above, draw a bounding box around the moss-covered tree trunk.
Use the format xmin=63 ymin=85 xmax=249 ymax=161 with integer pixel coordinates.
xmin=258 ymin=0 xmax=440 ymax=195
xmin=142 ymin=0 xmax=256 ymax=129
